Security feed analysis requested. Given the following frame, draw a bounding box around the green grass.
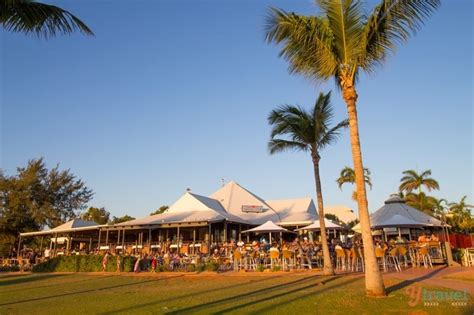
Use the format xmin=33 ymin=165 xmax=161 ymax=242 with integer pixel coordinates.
xmin=0 ymin=272 xmax=472 ymax=314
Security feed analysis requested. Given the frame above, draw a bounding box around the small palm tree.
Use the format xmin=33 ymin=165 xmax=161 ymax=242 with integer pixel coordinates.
xmin=405 ymin=192 xmax=437 ymax=215
xmin=268 ymin=91 xmax=347 ymax=276
xmin=448 ymin=196 xmax=473 ymax=233
xmin=336 ymin=166 xmax=372 ymax=201
xmin=1 ymin=0 xmax=93 ymax=38
xmin=399 ymin=169 xmax=440 ymax=194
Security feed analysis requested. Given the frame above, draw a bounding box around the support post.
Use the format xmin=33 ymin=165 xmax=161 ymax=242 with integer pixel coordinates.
xmin=177 ymin=226 xmax=180 ymax=248
xmin=223 ymin=221 xmax=227 ymax=242
xmin=105 ymin=229 xmax=109 ymax=246
xmin=89 ymin=237 xmax=92 ymax=252
xmin=39 ymin=236 xmax=44 ymax=254
xmin=98 ymin=229 xmax=102 ymax=250
xmin=17 ymin=235 xmax=22 ymax=259
xmin=53 ymin=233 xmax=58 ymax=257
xmin=238 ymin=224 xmax=242 ymax=242
xmin=148 ymin=228 xmax=152 ymax=246
xmin=192 ymin=228 xmax=196 ymax=255
xmin=122 ymin=229 xmax=126 ymax=254
xmin=208 ymin=223 xmax=212 ymax=255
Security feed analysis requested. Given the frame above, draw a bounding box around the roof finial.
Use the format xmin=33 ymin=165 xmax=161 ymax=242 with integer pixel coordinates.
xmin=221 ymin=178 xmax=225 ymax=187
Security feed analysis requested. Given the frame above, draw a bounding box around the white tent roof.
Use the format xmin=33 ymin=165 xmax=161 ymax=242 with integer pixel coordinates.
xmin=296 ymin=218 xmax=344 ymax=231
xmin=324 ymin=205 xmax=357 ymax=223
xmin=116 ymin=192 xmax=247 ymax=226
xmin=266 ymin=198 xmax=318 ymax=226
xmin=210 ymin=181 xmax=280 ymax=224
xmin=20 ymin=219 xmax=100 ymax=237
xmin=241 ymin=221 xmax=295 ymax=234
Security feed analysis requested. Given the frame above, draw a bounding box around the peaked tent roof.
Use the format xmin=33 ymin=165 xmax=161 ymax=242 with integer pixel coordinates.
xmin=20 ymin=219 xmax=100 ymax=237
xmin=296 ymin=218 xmax=344 ymax=231
xmin=241 ymin=221 xmax=295 ymax=234
xmin=266 ymin=198 xmax=318 ymax=225
xmin=372 ymin=214 xmax=431 ymax=229
xmin=324 ymin=205 xmax=358 ymax=223
xmin=352 ymin=196 xmax=443 ymax=232
xmin=210 ymin=181 xmax=280 ymax=224
xmin=116 ymin=192 xmax=247 ymax=226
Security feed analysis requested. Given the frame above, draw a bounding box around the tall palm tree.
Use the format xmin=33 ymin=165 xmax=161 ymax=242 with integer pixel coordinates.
xmin=265 ymin=0 xmax=440 ymax=296
xmin=399 ymin=169 xmax=440 ymax=194
xmin=336 ymin=166 xmax=372 ymax=201
xmin=268 ymin=91 xmax=347 ymax=276
xmin=1 ymin=0 xmax=93 ymax=38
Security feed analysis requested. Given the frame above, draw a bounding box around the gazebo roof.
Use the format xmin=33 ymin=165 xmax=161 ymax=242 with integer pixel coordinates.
xmin=241 ymin=221 xmax=295 ymax=234
xmin=296 ymin=218 xmax=344 ymax=231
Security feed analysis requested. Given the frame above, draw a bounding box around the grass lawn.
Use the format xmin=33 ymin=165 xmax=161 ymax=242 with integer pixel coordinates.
xmin=0 ymin=272 xmax=472 ymax=314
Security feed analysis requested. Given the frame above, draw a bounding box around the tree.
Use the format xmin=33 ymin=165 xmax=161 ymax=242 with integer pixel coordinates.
xmin=0 ymin=158 xmax=93 ymax=253
xmin=404 ymin=192 xmax=437 ymax=215
xmin=265 ymin=0 xmax=439 ymax=296
xmin=110 ymin=215 xmax=135 ymax=224
xmin=336 ymin=166 xmax=372 ymax=201
xmin=150 ymin=205 xmax=169 ymax=216
xmin=268 ymin=91 xmax=348 ymax=276
xmin=324 ymin=213 xmax=341 ymax=223
xmin=0 ymin=0 xmax=93 ymax=38
xmin=399 ymin=169 xmax=440 ymax=194
xmin=448 ymin=196 xmax=473 ymax=233
xmin=80 ymin=207 xmax=110 ymax=225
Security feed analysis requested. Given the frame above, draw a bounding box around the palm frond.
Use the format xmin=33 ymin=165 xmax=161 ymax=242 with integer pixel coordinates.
xmin=265 ymin=7 xmax=338 ymax=81
xmin=359 ymin=0 xmax=440 ymax=72
xmin=268 ymin=139 xmax=308 ymax=155
xmin=0 ymin=0 xmax=94 ymax=38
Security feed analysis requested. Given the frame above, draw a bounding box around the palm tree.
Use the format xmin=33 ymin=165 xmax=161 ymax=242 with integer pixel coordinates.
xmin=265 ymin=0 xmax=440 ymax=296
xmin=268 ymin=91 xmax=347 ymax=276
xmin=405 ymin=192 xmax=437 ymax=215
xmin=1 ymin=0 xmax=93 ymax=38
xmin=448 ymin=196 xmax=473 ymax=233
xmin=399 ymin=169 xmax=440 ymax=194
xmin=336 ymin=166 xmax=372 ymax=201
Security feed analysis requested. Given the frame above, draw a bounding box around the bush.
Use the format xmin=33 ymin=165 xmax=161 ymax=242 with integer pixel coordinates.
xmin=205 ymin=261 xmax=219 ymax=272
xmin=32 ymin=255 xmax=138 ymax=273
xmin=0 ymin=265 xmax=20 ymax=272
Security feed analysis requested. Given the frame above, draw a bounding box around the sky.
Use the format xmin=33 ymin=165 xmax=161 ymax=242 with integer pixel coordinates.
xmin=1 ymin=0 xmax=472 ymax=219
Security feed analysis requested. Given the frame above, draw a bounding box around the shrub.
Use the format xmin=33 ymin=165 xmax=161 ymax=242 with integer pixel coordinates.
xmin=205 ymin=261 xmax=219 ymax=272
xmin=0 ymin=265 xmax=20 ymax=272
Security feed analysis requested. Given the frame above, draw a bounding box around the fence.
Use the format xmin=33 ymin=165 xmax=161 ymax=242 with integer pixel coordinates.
xmin=439 ymin=233 xmax=473 ymax=249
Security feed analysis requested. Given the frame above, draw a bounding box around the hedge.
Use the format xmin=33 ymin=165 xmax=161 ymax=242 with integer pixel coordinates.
xmin=31 ymin=255 xmax=221 ymax=273
xmin=32 ymin=255 xmax=138 ymax=273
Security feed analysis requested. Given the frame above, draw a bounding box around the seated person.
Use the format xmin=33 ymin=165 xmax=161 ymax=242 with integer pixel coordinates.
xmin=430 ymin=233 xmax=439 ymax=242
xmin=417 ymin=233 xmax=428 ymax=243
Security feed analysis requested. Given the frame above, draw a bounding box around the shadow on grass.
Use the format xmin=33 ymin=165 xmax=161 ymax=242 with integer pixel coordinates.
xmin=386 ymin=266 xmax=447 ymax=294
xmin=0 ymin=274 xmax=68 ymax=287
xmin=0 ymin=275 xmax=114 ymax=294
xmin=215 ymin=276 xmax=361 ymax=314
xmin=165 ymin=275 xmax=329 ymax=315
xmin=0 ymin=275 xmax=184 ymax=306
xmin=100 ymin=275 xmax=284 ymax=314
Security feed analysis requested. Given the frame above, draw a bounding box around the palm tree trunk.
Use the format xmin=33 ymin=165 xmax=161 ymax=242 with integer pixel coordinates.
xmin=312 ymin=153 xmax=334 ymax=276
xmin=343 ymin=84 xmax=386 ymax=296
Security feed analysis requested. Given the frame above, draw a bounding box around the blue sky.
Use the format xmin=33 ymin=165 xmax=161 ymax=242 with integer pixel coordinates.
xmin=1 ymin=0 xmax=472 ymax=219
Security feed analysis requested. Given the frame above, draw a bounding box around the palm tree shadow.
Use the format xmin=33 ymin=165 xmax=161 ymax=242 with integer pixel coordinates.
xmin=167 ymin=275 xmax=338 ymax=315
xmin=0 ymin=275 xmax=114 ymax=294
xmin=215 ymin=276 xmax=360 ymax=315
xmin=0 ymin=275 xmax=184 ymax=307
xmin=100 ymin=275 xmax=283 ymax=314
xmin=0 ymin=274 xmax=67 ymax=287
xmin=385 ymin=267 xmax=446 ymax=294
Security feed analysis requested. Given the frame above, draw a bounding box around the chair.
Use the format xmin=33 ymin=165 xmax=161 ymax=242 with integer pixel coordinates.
xmin=397 ymin=246 xmax=409 ymax=268
xmin=269 ymin=250 xmax=280 ymax=270
xmin=387 ymin=247 xmax=401 ymax=272
xmin=418 ymin=246 xmax=433 ymax=268
xmin=350 ymin=248 xmax=363 ymax=272
xmin=282 ymin=250 xmax=295 ymax=271
xmin=335 ymin=249 xmax=346 ymax=271
xmin=246 ymin=251 xmax=257 ymax=271
xmin=375 ymin=247 xmax=386 ymax=272
xmin=464 ymin=248 xmax=474 ymax=267
xmin=233 ymin=250 xmax=244 ymax=271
